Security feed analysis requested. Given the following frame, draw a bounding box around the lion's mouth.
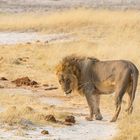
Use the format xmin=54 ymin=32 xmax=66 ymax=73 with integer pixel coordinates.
xmin=65 ymin=89 xmax=72 ymax=94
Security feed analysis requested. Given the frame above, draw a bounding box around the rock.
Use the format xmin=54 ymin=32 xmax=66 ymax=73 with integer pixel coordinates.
xmin=43 ymin=84 xmax=49 ymax=87
xmin=12 ymin=77 xmax=38 ymax=87
xmin=45 ymin=87 xmax=58 ymax=90
xmin=65 ymin=115 xmax=76 ymax=124
xmin=31 ymin=80 xmax=38 ymax=85
xmin=0 ymin=77 xmax=8 ymax=81
xmin=41 ymin=130 xmax=49 ymax=135
xmin=45 ymin=115 xmax=56 ymax=122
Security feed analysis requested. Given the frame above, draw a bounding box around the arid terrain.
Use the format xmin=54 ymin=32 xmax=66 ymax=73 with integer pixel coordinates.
xmin=1 ymin=0 xmax=140 ymax=13
xmin=0 ymin=1 xmax=140 ymax=140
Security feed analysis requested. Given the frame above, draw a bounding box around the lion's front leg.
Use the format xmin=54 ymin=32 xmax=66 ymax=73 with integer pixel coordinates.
xmin=85 ymin=93 xmax=103 ymax=121
xmin=94 ymin=94 xmax=103 ymax=120
xmin=85 ymin=93 xmax=94 ymax=121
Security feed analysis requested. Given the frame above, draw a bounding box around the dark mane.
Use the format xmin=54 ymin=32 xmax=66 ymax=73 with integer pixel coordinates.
xmin=56 ymin=55 xmax=99 ymax=76
xmin=62 ymin=55 xmax=99 ymax=67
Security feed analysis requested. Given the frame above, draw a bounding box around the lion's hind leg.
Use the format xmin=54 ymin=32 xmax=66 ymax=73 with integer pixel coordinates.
xmin=126 ymin=83 xmax=133 ymax=114
xmin=110 ymin=88 xmax=127 ymax=122
xmin=110 ymin=91 xmax=125 ymax=122
xmin=111 ymin=70 xmax=130 ymax=122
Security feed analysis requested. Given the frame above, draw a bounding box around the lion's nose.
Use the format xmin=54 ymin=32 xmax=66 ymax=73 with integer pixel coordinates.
xmin=65 ymin=89 xmax=72 ymax=95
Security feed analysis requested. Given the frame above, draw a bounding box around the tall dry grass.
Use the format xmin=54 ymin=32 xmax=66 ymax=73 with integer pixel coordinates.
xmin=114 ymin=98 xmax=140 ymax=140
xmin=0 ymin=8 xmax=140 ymax=34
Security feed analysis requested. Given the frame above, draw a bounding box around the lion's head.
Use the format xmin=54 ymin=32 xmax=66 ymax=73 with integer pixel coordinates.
xmin=57 ymin=72 xmax=77 ymax=94
xmin=56 ymin=55 xmax=99 ymax=95
xmin=56 ymin=55 xmax=81 ymax=95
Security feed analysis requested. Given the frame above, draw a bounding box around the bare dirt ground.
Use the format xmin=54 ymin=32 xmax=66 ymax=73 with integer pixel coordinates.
xmin=0 ymin=32 xmax=74 ymax=45
xmin=0 ymin=0 xmax=140 ymax=13
xmin=0 ymin=77 xmax=117 ymax=140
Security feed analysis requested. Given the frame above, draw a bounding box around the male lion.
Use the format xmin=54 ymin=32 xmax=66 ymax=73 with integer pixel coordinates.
xmin=56 ymin=55 xmax=139 ymax=122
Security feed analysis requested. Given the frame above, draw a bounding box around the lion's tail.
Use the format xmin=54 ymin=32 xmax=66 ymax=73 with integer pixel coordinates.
xmin=126 ymin=62 xmax=139 ymax=113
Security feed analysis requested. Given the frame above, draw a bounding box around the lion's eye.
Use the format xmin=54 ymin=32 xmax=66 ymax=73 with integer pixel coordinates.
xmin=66 ymin=79 xmax=70 ymax=83
xmin=59 ymin=80 xmax=62 ymax=84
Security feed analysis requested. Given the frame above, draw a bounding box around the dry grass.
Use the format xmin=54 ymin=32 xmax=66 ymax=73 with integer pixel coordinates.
xmin=0 ymin=94 xmax=47 ymax=125
xmin=114 ymin=96 xmax=140 ymax=140
xmin=0 ymin=8 xmax=140 ymax=138
xmin=0 ymin=39 xmax=140 ymax=83
xmin=0 ymin=92 xmax=70 ymax=126
xmin=0 ymin=8 xmax=140 ymax=35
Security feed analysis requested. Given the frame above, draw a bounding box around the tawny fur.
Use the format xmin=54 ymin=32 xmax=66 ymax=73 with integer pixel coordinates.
xmin=56 ymin=55 xmax=139 ymax=122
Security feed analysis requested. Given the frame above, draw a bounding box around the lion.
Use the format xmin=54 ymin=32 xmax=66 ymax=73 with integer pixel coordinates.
xmin=56 ymin=55 xmax=139 ymax=122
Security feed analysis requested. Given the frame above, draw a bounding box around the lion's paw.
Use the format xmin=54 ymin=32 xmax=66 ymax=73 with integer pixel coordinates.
xmin=85 ymin=116 xmax=93 ymax=121
xmin=95 ymin=114 xmax=103 ymax=120
xmin=110 ymin=117 xmax=117 ymax=122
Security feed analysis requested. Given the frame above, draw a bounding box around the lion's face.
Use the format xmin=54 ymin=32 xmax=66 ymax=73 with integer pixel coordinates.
xmin=57 ymin=73 xmax=76 ymax=95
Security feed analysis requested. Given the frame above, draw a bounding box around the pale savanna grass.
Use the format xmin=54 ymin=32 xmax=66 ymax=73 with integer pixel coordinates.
xmin=0 ymin=38 xmax=140 ymax=83
xmin=0 ymin=92 xmax=48 ymax=125
xmin=114 ymin=96 xmax=140 ymax=140
xmin=0 ymin=92 xmax=69 ymax=126
xmin=0 ymin=8 xmax=140 ymax=35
